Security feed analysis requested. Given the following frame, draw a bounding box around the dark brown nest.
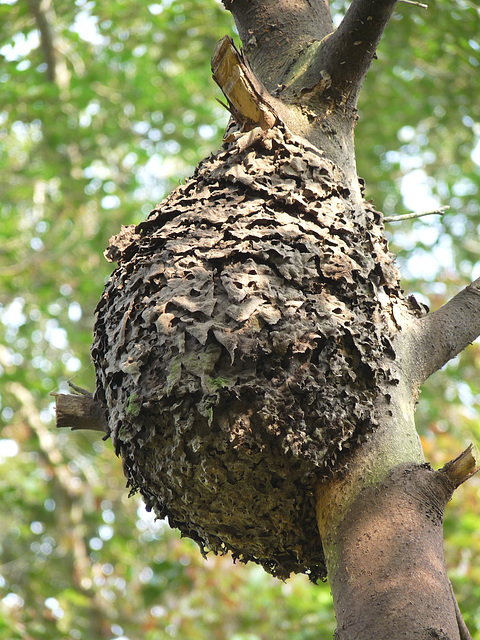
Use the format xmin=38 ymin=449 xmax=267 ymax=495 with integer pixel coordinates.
xmin=92 ymin=125 xmax=405 ymax=581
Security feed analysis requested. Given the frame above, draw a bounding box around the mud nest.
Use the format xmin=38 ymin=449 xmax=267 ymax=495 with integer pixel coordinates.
xmin=92 ymin=125 xmax=408 ymax=581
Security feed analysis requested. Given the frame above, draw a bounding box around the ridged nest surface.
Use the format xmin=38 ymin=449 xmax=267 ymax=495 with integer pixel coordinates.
xmin=92 ymin=125 xmax=409 ymax=581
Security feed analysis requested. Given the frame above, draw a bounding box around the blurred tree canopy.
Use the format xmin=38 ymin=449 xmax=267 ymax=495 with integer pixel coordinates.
xmin=0 ymin=0 xmax=479 ymax=638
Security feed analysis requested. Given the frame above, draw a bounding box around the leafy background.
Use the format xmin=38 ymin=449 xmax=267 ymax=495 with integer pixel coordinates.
xmin=0 ymin=0 xmax=479 ymax=638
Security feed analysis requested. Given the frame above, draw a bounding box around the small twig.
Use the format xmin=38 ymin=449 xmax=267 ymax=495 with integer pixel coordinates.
xmin=212 ymin=36 xmax=278 ymax=131
xmin=384 ymin=205 xmax=449 ymax=223
xmin=399 ymin=0 xmax=428 ymax=8
xmin=67 ymin=380 xmax=94 ymax=398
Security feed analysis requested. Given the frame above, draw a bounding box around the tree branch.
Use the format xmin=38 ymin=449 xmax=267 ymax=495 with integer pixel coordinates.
xmin=27 ymin=0 xmax=57 ymax=83
xmin=259 ymin=0 xmax=401 ymax=108
xmin=223 ymin=0 xmax=333 ymax=93
xmin=28 ymin=0 xmax=70 ymax=90
xmin=449 ymin=581 xmax=474 ymax=640
xmin=211 ymin=36 xmax=278 ymax=130
xmin=52 ymin=384 xmax=108 ymax=433
xmin=409 ymin=277 xmax=480 ymax=386
xmin=441 ymin=444 xmax=480 ymax=489
xmin=317 ymin=0 xmax=400 ymax=105
xmin=384 ymin=206 xmax=449 ymax=223
xmin=399 ymin=0 xmax=427 ymax=7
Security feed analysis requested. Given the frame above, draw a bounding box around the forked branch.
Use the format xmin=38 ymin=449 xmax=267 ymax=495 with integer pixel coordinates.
xmin=224 ymin=0 xmax=333 ymax=92
xmin=224 ymin=0 xmax=406 ymax=112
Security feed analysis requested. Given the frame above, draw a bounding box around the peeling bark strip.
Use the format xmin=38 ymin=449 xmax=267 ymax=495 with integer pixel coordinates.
xmin=92 ymin=121 xmax=424 ymax=581
xmin=211 ymin=36 xmax=277 ymax=131
xmin=440 ymin=444 xmax=480 ymax=488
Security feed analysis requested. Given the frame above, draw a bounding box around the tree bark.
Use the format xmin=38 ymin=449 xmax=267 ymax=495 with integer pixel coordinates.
xmin=408 ymin=277 xmax=480 ymax=386
xmin=315 ymin=444 xmax=478 ymax=638
xmin=317 ymin=464 xmax=462 ymax=640
xmin=226 ymin=0 xmax=334 ymax=94
xmin=53 ymin=391 xmax=107 ymax=433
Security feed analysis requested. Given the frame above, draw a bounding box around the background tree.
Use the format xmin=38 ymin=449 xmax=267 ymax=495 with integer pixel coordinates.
xmin=0 ymin=0 xmax=479 ymax=638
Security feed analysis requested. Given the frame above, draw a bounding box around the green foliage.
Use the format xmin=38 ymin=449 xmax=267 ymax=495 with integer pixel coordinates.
xmin=0 ymin=0 xmax=479 ymax=638
xmin=355 ymin=0 xmax=480 ymax=290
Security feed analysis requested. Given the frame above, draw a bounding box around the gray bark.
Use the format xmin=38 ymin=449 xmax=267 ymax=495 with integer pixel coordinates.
xmin=407 ymin=277 xmax=480 ymax=387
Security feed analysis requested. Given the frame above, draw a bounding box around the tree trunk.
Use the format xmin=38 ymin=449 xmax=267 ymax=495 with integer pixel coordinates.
xmin=317 ymin=454 xmax=477 ymax=639
xmin=58 ymin=0 xmax=480 ymax=636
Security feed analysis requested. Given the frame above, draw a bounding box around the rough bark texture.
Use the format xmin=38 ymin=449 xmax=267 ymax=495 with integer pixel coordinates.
xmin=92 ymin=123 xmax=425 ymax=580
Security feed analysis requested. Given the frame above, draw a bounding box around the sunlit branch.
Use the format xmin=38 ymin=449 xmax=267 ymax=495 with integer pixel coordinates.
xmin=409 ymin=277 xmax=480 ymax=386
xmin=384 ymin=206 xmax=449 ymax=222
xmin=399 ymin=0 xmax=428 ymax=8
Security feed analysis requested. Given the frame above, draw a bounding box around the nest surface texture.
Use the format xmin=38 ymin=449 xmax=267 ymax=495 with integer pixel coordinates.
xmin=92 ymin=125 xmax=408 ymax=581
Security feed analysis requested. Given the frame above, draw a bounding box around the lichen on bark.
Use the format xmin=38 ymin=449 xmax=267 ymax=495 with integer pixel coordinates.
xmin=92 ymin=122 xmax=425 ymax=581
